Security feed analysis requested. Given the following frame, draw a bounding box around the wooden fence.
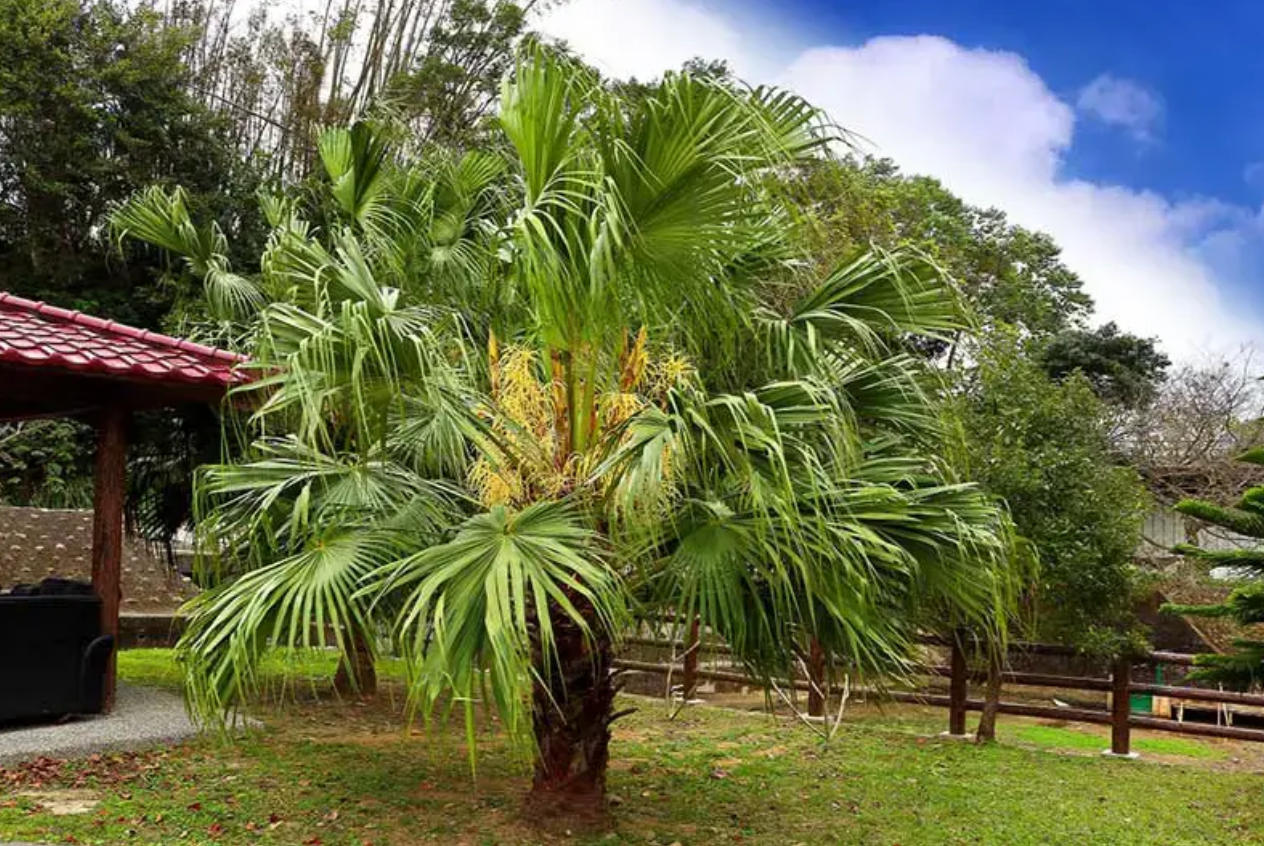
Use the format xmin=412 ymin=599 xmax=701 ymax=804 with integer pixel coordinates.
xmin=617 ymin=632 xmax=1264 ymax=755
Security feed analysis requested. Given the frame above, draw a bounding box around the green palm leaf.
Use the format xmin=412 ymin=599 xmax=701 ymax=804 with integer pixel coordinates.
xmin=359 ymin=501 xmax=627 ymax=759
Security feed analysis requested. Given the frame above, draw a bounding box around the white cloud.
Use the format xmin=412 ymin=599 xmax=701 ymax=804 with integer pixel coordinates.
xmin=1076 ymin=73 xmax=1163 ymax=141
xmin=537 ymin=1 xmax=1264 ymax=359
xmin=538 ymin=0 xmax=763 ymax=82
xmin=1245 ymin=161 xmax=1264 ymax=191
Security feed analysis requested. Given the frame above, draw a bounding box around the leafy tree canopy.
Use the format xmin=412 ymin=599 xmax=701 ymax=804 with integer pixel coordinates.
xmin=950 ymin=332 xmax=1150 ymax=652
xmin=775 ymin=156 xmax=1093 ymax=342
xmin=0 ymin=0 xmax=264 ymax=508
xmin=0 ymin=0 xmax=262 ymax=327
xmin=1041 ymin=321 xmax=1170 ymax=408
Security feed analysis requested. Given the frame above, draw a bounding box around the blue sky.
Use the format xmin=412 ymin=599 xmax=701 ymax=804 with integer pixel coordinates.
xmin=541 ymin=0 xmax=1264 ymax=358
xmin=778 ymin=0 xmax=1264 ymax=207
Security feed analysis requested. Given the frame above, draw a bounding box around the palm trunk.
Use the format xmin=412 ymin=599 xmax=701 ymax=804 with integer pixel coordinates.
xmin=975 ymin=653 xmax=1003 ymax=743
xmin=529 ymin=602 xmax=616 ymax=816
xmin=333 ymin=625 xmax=377 ymax=698
xmin=807 ymin=638 xmax=827 ymax=717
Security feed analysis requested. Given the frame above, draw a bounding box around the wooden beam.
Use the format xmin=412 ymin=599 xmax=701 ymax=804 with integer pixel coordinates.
xmin=1129 ymin=681 xmax=1264 ymax=707
xmin=922 ymin=665 xmax=1115 ymax=692
xmin=0 ymin=363 xmax=227 ymax=421
xmin=91 ymin=405 xmax=128 ymax=713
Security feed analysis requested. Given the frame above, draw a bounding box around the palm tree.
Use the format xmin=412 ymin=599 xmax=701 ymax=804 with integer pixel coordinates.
xmin=113 ymin=47 xmax=1018 ymax=812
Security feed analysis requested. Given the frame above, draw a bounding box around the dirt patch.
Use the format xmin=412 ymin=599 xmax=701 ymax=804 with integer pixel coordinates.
xmin=16 ymin=788 xmax=99 ymax=815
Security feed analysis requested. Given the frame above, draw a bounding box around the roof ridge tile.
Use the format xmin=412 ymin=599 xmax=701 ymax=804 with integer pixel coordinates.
xmin=0 ymin=292 xmax=249 ymax=389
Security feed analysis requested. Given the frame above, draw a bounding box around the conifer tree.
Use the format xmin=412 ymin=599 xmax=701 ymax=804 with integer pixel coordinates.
xmin=1168 ymin=448 xmax=1264 ymax=688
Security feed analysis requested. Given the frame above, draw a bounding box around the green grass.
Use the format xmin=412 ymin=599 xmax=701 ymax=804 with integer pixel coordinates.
xmin=0 ymin=651 xmax=1260 ymax=845
xmin=118 ymin=648 xmax=410 ymax=691
xmin=1012 ymin=724 xmax=1225 ymax=759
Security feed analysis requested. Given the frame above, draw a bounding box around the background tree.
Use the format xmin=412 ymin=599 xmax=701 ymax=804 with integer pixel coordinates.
xmin=1119 ymin=352 xmax=1264 ymax=477
xmin=774 ymin=157 xmax=1093 ymax=347
xmin=0 ymin=421 xmax=95 ymax=508
xmin=1041 ymin=321 xmax=1169 ymax=408
xmin=169 ymin=0 xmax=535 ymax=178
xmin=950 ymin=332 xmax=1150 ymax=653
xmin=0 ymin=0 xmax=260 ymax=325
xmin=0 ymin=0 xmax=263 ymax=508
xmin=1114 ymin=351 xmax=1264 ymax=557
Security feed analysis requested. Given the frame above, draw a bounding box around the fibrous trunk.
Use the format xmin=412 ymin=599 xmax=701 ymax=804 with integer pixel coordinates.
xmin=529 ymin=602 xmax=616 ymax=816
xmin=975 ymin=653 xmax=1003 ymax=743
xmin=333 ymin=625 xmax=377 ymax=698
xmin=807 ymin=638 xmax=827 ymax=717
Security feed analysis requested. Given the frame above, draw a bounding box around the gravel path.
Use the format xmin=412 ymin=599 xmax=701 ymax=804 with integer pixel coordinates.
xmin=0 ymin=684 xmax=197 ymax=766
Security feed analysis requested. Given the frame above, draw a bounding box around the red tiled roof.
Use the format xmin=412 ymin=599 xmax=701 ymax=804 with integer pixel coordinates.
xmin=0 ymin=292 xmax=246 ymax=387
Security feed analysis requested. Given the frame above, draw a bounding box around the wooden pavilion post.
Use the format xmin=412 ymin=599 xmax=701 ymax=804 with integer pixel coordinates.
xmin=91 ymin=405 xmax=128 ymax=713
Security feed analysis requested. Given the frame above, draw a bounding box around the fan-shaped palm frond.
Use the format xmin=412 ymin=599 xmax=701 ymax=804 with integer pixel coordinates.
xmin=179 ymin=528 xmax=404 ymax=725
xmin=319 ymin=122 xmax=394 ymax=232
xmin=360 ymin=501 xmax=626 ymax=758
xmin=111 ymin=185 xmax=263 ymax=322
xmin=762 ymin=245 xmax=966 ymax=371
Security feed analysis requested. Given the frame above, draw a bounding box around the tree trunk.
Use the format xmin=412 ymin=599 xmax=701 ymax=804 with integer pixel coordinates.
xmin=807 ymin=638 xmax=827 ymax=718
xmin=528 ymin=604 xmax=616 ymax=817
xmin=333 ymin=625 xmax=377 ymax=698
xmin=682 ymin=617 xmax=700 ymax=701
xmin=975 ymin=653 xmax=1003 ymax=743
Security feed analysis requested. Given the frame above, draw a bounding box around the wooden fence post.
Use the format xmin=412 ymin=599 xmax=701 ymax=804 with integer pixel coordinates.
xmin=948 ymin=634 xmax=968 ymax=736
xmin=1108 ymin=657 xmax=1135 ymax=757
xmin=682 ymin=617 xmax=700 ymax=701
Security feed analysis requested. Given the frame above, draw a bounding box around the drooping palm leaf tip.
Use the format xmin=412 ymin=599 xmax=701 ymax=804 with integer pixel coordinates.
xmin=1165 ymin=447 xmax=1264 ymax=688
xmin=113 ymin=44 xmax=1018 ymax=807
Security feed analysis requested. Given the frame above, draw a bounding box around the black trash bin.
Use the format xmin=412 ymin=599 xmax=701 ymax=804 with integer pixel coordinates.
xmin=0 ymin=591 xmax=115 ymax=723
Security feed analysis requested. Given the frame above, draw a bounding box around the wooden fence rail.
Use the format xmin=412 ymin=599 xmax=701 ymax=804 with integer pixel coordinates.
xmin=617 ymin=631 xmax=1264 ymax=754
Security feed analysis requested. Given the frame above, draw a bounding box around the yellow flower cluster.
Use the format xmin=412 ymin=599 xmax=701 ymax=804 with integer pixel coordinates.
xmin=469 ymin=328 xmax=692 ymax=509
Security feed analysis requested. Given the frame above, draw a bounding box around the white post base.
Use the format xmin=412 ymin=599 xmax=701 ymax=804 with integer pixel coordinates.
xmin=1101 ymin=750 xmax=1140 ymax=759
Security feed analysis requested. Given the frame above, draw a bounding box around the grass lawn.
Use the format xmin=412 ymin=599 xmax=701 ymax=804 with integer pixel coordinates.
xmin=0 ymin=651 xmax=1261 ymax=845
